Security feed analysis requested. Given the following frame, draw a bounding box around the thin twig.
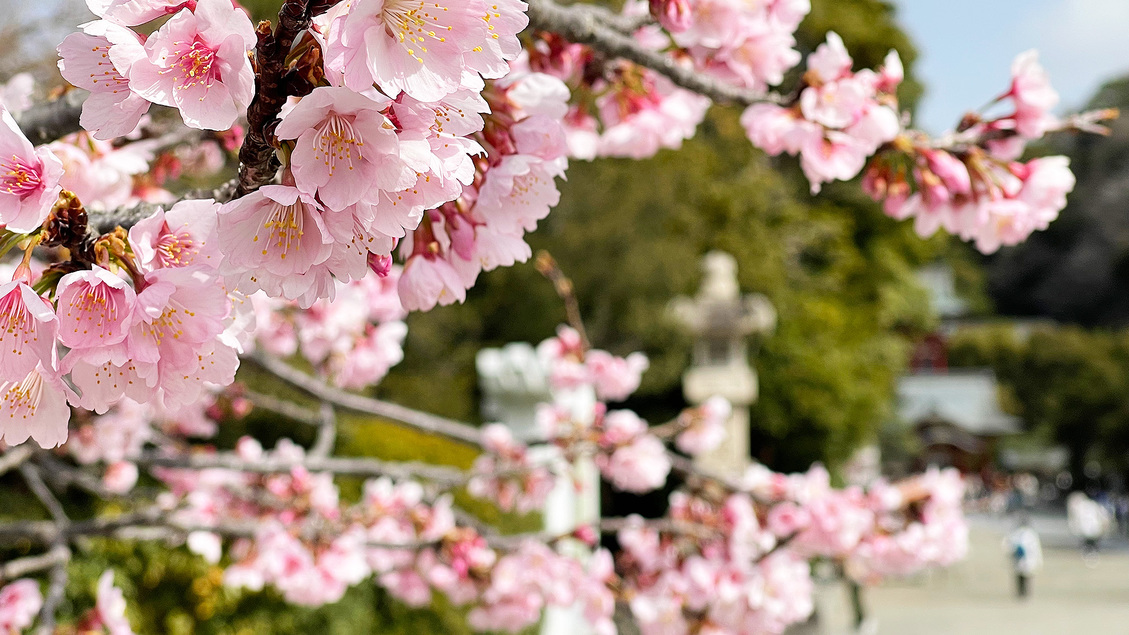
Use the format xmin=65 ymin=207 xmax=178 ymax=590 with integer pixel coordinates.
xmin=19 ymin=464 xmax=68 ymax=524
xmin=534 ymin=250 xmax=591 ymax=353
xmin=244 ymin=389 xmax=323 ymax=426
xmin=0 ymin=546 xmax=70 ymax=582
xmin=310 ymin=402 xmax=337 ymax=458
xmin=134 ymin=450 xmax=467 ymax=483
xmin=249 ymin=352 xmax=485 ymax=447
xmin=35 ymin=558 xmax=69 ymax=635
xmin=0 ymin=446 xmax=33 ymax=477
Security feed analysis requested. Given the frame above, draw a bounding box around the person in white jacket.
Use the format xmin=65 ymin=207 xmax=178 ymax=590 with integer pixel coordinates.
xmin=1004 ymin=516 xmax=1043 ymax=599
xmin=1067 ymin=491 xmax=1110 ymax=555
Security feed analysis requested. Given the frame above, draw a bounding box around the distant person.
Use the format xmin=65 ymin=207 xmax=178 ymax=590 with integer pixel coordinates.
xmin=1067 ymin=491 xmax=1110 ymax=556
xmin=1004 ymin=517 xmax=1043 ymax=599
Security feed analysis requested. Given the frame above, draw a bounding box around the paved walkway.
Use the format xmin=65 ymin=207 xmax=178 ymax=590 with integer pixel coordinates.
xmin=797 ymin=514 xmax=1129 ymax=635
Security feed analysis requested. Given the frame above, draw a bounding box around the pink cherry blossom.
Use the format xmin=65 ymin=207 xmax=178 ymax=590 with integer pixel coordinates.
xmin=0 ymin=281 xmax=58 ymax=383
xmin=585 ymin=350 xmax=648 ymax=402
xmin=740 ymin=103 xmax=821 ymax=156
xmin=57 ymin=20 xmax=150 ymax=140
xmin=806 ymin=31 xmax=851 ymax=84
xmin=799 ymin=132 xmax=868 ymax=193
xmin=55 ymin=267 xmax=136 ymax=350
xmin=87 ymin=0 xmax=198 ymax=27
xmin=1008 ymin=50 xmax=1058 ymax=139
xmin=397 ymin=253 xmax=466 ymax=311
xmin=598 ymin=433 xmax=670 ymax=493
xmin=325 ymin=0 xmax=524 ymax=101
xmin=218 ymin=185 xmax=335 ymax=300
xmin=649 ymin=0 xmax=691 ymax=32
xmin=675 ymin=395 xmax=730 ymax=456
xmin=0 ymin=579 xmax=42 ymax=632
xmin=0 ymin=364 xmax=71 ymax=448
xmin=48 ymin=134 xmax=154 ymax=211
xmin=128 ymin=0 xmax=255 ymax=130
xmin=276 ymin=86 xmax=412 ymax=211
xmin=129 ymin=199 xmax=222 ymax=271
xmin=0 ymin=108 xmax=64 ymax=233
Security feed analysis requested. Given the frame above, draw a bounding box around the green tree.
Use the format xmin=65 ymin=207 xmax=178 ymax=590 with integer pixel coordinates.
xmin=949 ymin=325 xmax=1129 ymax=483
xmin=379 ymin=2 xmax=937 ymax=472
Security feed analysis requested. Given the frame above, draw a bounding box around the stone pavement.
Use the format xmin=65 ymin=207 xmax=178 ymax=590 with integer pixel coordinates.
xmin=794 ymin=513 xmax=1129 ymax=635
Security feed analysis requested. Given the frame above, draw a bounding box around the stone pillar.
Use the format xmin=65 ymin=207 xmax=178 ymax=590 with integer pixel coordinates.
xmin=476 ymin=343 xmax=598 ymax=635
xmin=669 ymin=251 xmax=776 ymax=477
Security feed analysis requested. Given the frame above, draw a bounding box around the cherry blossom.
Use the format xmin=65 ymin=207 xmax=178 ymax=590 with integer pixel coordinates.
xmin=57 ymin=20 xmax=150 ymax=140
xmin=0 ymin=108 xmax=64 ymax=232
xmin=276 ymin=86 xmax=412 ymax=211
xmin=0 ymin=579 xmax=42 ymax=632
xmin=324 ymin=0 xmax=526 ymax=101
xmin=128 ymin=0 xmax=255 ymax=130
xmin=0 ymin=281 xmax=58 ymax=382
xmin=0 ymin=364 xmax=72 ymax=448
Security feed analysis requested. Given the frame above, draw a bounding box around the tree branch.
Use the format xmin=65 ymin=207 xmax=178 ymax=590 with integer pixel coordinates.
xmin=0 ymin=545 xmax=70 ymax=582
xmin=0 ymin=446 xmax=34 ymax=477
xmin=89 ymin=179 xmax=238 ymax=233
xmin=310 ymin=402 xmax=337 ymax=458
xmin=134 ymin=449 xmax=467 ymax=483
xmin=249 ymin=352 xmax=485 ymax=446
xmin=13 ymin=90 xmax=87 ymax=146
xmin=525 ymin=0 xmax=775 ymax=106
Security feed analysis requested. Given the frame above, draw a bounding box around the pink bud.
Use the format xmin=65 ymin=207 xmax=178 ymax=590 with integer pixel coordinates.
xmin=572 ymin=524 xmax=598 ymax=546
xmin=10 ymin=261 xmax=32 ymax=285
xmin=368 ymin=252 xmax=393 ymax=277
xmin=649 ymin=0 xmax=692 ymax=32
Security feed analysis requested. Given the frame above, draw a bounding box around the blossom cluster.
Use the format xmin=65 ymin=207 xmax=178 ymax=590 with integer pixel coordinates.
xmin=155 ymin=436 xmax=605 ymax=630
xmin=741 ymin=32 xmax=903 ymax=193
xmin=0 ymin=571 xmax=133 ymax=634
xmin=467 ymin=423 xmax=556 ymax=514
xmin=58 ymin=0 xmax=256 ymax=136
xmin=0 ymin=195 xmax=239 ymax=448
xmin=613 ymin=463 xmax=967 ymax=635
xmin=247 ymin=269 xmax=408 ymax=389
xmin=527 ymin=0 xmax=810 ymax=160
xmin=524 ymin=25 xmax=712 ymax=159
xmin=862 ymin=51 xmax=1076 ymax=253
xmin=393 ymin=71 xmax=572 ymax=311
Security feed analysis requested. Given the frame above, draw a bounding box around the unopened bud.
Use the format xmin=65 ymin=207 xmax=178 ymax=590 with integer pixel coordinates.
xmin=367 ymin=252 xmax=393 ymax=277
xmin=650 ymin=0 xmax=692 ymax=32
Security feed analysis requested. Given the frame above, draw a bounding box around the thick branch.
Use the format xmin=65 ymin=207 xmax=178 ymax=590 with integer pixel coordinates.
xmin=13 ymin=91 xmax=87 ymax=146
xmin=236 ymin=0 xmax=318 ymax=195
xmin=89 ymin=179 xmax=238 ymax=233
xmin=525 ymin=0 xmax=773 ymax=106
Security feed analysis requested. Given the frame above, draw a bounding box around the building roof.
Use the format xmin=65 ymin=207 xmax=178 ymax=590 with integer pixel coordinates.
xmin=897 ymin=369 xmax=1022 ymax=436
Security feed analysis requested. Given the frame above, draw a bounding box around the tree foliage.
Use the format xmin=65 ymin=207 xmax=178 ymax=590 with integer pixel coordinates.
xmin=379 ymin=0 xmax=936 ymax=472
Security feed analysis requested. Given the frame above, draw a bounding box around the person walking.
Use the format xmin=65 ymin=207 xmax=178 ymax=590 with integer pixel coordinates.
xmin=1067 ymin=491 xmax=1110 ymax=557
xmin=1004 ymin=516 xmax=1043 ymax=599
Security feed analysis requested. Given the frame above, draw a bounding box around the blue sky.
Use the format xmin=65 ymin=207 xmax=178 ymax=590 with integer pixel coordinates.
xmin=891 ymin=0 xmax=1129 ymax=133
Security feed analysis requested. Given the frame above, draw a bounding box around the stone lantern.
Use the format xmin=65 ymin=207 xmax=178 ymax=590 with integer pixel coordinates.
xmin=669 ymin=251 xmax=776 ymax=476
